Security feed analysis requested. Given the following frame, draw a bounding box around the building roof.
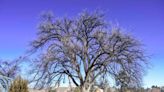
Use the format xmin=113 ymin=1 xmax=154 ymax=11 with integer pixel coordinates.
xmin=54 ymin=87 xmax=70 ymax=92
xmin=28 ymin=88 xmax=48 ymax=92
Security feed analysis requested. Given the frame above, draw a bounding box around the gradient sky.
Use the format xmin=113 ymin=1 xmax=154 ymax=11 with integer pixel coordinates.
xmin=0 ymin=0 xmax=164 ymax=88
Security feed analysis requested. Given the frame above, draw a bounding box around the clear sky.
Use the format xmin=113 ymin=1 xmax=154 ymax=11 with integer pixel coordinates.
xmin=0 ymin=0 xmax=164 ymax=88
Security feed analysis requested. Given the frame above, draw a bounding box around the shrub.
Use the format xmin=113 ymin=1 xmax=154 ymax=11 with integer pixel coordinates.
xmin=9 ymin=76 xmax=29 ymax=92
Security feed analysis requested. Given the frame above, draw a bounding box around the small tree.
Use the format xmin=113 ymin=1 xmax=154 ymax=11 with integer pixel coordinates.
xmin=9 ymin=76 xmax=29 ymax=92
xmin=0 ymin=57 xmax=23 ymax=78
xmin=0 ymin=57 xmax=22 ymax=92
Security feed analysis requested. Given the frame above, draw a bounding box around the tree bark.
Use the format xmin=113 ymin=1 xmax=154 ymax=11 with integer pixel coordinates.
xmin=80 ymin=85 xmax=91 ymax=92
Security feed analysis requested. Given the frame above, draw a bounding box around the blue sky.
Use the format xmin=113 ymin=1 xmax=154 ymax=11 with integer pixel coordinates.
xmin=0 ymin=0 xmax=164 ymax=88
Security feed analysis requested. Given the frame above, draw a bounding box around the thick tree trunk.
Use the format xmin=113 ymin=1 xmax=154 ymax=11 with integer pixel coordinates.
xmin=120 ymin=86 xmax=123 ymax=92
xmin=80 ymin=87 xmax=90 ymax=92
xmin=103 ymin=87 xmax=108 ymax=92
xmin=120 ymin=86 xmax=127 ymax=92
xmin=80 ymin=85 xmax=91 ymax=92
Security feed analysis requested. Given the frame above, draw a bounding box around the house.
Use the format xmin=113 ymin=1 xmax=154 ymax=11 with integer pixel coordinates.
xmin=28 ymin=88 xmax=48 ymax=92
xmin=53 ymin=86 xmax=103 ymax=92
xmin=53 ymin=87 xmax=76 ymax=92
xmin=54 ymin=87 xmax=70 ymax=92
xmin=28 ymin=87 xmax=74 ymax=92
xmin=29 ymin=86 xmax=104 ymax=92
xmin=145 ymin=88 xmax=151 ymax=92
xmin=151 ymin=87 xmax=160 ymax=92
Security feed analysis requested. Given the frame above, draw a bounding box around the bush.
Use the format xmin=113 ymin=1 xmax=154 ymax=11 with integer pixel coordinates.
xmin=9 ymin=76 xmax=29 ymax=92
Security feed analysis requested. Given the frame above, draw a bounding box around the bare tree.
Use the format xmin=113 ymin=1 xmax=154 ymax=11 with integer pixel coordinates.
xmin=0 ymin=57 xmax=22 ymax=92
xmin=0 ymin=58 xmax=21 ymax=78
xmin=29 ymin=11 xmax=148 ymax=92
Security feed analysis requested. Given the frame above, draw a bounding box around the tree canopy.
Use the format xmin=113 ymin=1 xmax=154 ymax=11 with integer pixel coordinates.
xmin=29 ymin=11 xmax=148 ymax=92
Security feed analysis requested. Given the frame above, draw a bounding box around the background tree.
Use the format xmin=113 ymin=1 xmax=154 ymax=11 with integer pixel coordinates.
xmin=0 ymin=57 xmax=22 ymax=92
xmin=29 ymin=11 xmax=148 ymax=92
xmin=0 ymin=58 xmax=21 ymax=78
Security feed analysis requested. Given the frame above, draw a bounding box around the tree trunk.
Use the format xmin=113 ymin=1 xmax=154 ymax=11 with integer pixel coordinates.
xmin=80 ymin=85 xmax=91 ymax=92
xmin=103 ymin=87 xmax=108 ymax=92
xmin=120 ymin=86 xmax=123 ymax=92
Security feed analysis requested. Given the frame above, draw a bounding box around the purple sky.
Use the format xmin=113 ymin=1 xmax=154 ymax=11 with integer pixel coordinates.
xmin=0 ymin=0 xmax=164 ymax=88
